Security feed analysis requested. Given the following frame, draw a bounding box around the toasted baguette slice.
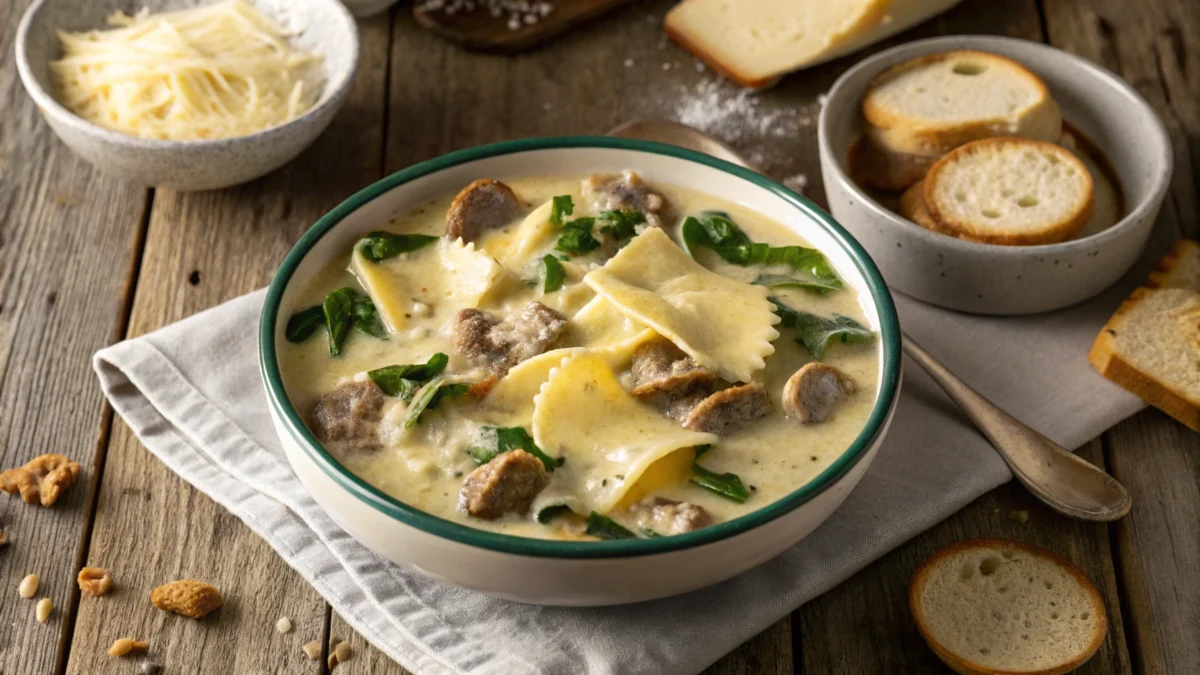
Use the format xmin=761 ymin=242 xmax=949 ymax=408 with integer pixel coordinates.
xmin=848 ymin=136 xmax=938 ymax=192
xmin=864 ymin=51 xmax=1062 ymax=157
xmin=911 ymin=539 xmax=1107 ymax=675
xmin=898 ymin=180 xmax=954 ymax=234
xmin=664 ymin=0 xmax=960 ymax=89
xmin=1058 ymin=125 xmax=1124 ymax=238
xmin=922 ymin=138 xmax=1093 ymax=246
xmin=1089 ymin=239 xmax=1200 ymax=432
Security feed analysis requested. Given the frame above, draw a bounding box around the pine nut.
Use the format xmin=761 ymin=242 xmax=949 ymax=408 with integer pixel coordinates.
xmin=36 ymin=598 xmax=52 ymax=623
xmin=18 ymin=574 xmax=39 ymax=598
xmin=276 ymin=616 xmax=293 ymax=634
xmin=301 ymin=640 xmax=321 ymax=660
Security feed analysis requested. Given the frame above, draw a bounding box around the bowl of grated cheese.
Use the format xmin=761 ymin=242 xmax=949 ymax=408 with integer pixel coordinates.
xmin=16 ymin=0 xmax=358 ymax=190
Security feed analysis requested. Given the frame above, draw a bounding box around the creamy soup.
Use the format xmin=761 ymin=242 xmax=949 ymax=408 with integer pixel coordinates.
xmin=281 ymin=172 xmax=881 ymax=540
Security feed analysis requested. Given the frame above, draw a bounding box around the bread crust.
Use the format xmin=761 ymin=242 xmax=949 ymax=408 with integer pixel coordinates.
xmin=910 ymin=538 xmax=1108 ymax=675
xmin=663 ymin=0 xmax=890 ymax=89
xmin=1147 ymin=238 xmax=1200 ymax=289
xmin=848 ymin=136 xmax=938 ymax=192
xmin=898 ymin=180 xmax=955 ymax=235
xmin=863 ymin=51 xmax=1062 ymax=156
xmin=1088 ymin=273 xmax=1200 ymax=433
xmin=922 ymin=138 xmax=1094 ymax=246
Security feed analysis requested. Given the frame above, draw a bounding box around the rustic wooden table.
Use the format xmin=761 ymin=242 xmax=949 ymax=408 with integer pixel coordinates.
xmin=1 ymin=0 xmax=1197 ymax=672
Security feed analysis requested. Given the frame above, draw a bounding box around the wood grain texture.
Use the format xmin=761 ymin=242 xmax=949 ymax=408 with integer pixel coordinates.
xmin=62 ymin=14 xmax=392 ymax=675
xmin=798 ymin=441 xmax=1132 ymax=674
xmin=0 ymin=0 xmax=147 ymax=671
xmin=1043 ymin=2 xmax=1200 ymax=673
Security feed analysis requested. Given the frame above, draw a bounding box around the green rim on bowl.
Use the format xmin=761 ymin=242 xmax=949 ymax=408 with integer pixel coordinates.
xmin=259 ymin=136 xmax=902 ymax=559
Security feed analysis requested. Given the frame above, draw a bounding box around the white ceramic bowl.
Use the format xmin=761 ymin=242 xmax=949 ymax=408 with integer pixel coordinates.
xmin=259 ymin=137 xmax=903 ymax=605
xmin=16 ymin=0 xmax=359 ymax=191
xmin=819 ymin=36 xmax=1173 ymax=315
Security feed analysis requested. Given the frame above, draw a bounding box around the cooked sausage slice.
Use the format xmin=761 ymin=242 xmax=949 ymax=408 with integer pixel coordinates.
xmin=582 ymin=171 xmax=671 ymax=228
xmin=783 ymin=363 xmax=857 ymax=424
xmin=453 ymin=301 xmax=568 ymax=375
xmin=683 ymin=382 xmax=771 ymax=435
xmin=310 ymin=381 xmax=388 ymax=453
xmin=630 ymin=339 xmax=716 ymax=398
xmin=458 ymin=449 xmax=549 ymax=519
xmin=446 ymin=179 xmax=522 ymax=242
xmin=631 ymin=496 xmax=713 ymax=535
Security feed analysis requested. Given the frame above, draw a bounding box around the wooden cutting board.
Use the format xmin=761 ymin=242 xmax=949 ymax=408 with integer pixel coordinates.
xmin=413 ymin=0 xmax=643 ymax=53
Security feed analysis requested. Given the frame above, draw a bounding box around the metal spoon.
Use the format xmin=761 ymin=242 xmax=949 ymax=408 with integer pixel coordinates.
xmin=608 ymin=119 xmax=1132 ymax=522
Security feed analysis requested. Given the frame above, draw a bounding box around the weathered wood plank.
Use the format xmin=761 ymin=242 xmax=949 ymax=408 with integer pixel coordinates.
xmin=63 ymin=15 xmax=391 ymax=675
xmin=1043 ymin=2 xmax=1200 ymax=672
xmin=0 ymin=0 xmax=148 ymax=671
xmin=798 ymin=441 xmax=1133 ymax=674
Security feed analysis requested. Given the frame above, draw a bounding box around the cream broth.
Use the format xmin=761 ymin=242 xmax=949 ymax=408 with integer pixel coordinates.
xmin=280 ymin=174 xmax=880 ymax=540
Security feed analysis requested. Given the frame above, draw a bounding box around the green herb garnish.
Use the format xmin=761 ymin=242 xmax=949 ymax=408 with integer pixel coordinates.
xmin=351 ymin=294 xmax=388 ymax=339
xmin=680 ymin=212 xmax=842 ymax=294
xmin=322 ymin=288 xmax=356 ymax=357
xmin=585 ymin=512 xmax=637 ymax=540
xmin=536 ymin=504 xmax=571 ymax=524
xmin=542 ymin=254 xmax=565 ymax=292
xmin=555 ymin=219 xmax=601 ymax=255
xmin=772 ymin=298 xmax=875 ymax=360
xmin=597 ymin=209 xmax=645 ymax=245
xmin=368 ymin=353 xmax=449 ymax=401
xmin=402 ymin=376 xmax=468 ymax=428
xmin=466 ymin=425 xmax=564 ymax=472
xmin=285 ymin=305 xmax=324 ymax=343
xmin=357 ymin=231 xmax=438 ymax=263
xmin=690 ymin=464 xmax=750 ymax=503
xmin=640 ymin=527 xmax=662 ymax=538
xmin=693 ymin=444 xmax=713 ymax=459
xmin=550 ymin=195 xmax=574 ymax=226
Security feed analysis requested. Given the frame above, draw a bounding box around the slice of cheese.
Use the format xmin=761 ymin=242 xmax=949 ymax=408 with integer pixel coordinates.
xmin=584 ymin=228 xmax=779 ymax=382
xmin=531 ymin=354 xmax=716 ymax=515
xmin=665 ymin=0 xmax=962 ymax=88
xmin=349 ymin=238 xmax=504 ymax=334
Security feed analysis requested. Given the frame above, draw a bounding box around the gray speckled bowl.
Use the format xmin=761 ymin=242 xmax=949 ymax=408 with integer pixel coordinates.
xmin=819 ymin=36 xmax=1172 ymax=315
xmin=16 ymin=0 xmax=358 ymax=191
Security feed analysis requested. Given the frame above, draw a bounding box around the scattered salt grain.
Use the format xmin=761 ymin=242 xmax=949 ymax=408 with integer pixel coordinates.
xmin=624 ymin=58 xmax=634 ymax=68
xmin=695 ymin=60 xmax=706 ymax=73
xmin=662 ymin=62 xmax=671 ymax=71
xmin=816 ymin=93 xmax=829 ymax=107
xmin=783 ymin=174 xmax=808 ymax=192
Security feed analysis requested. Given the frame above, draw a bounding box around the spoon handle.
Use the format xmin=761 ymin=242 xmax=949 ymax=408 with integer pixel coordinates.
xmin=901 ymin=331 xmax=1131 ymax=522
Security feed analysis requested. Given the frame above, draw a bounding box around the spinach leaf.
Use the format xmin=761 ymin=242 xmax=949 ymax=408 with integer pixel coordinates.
xmin=351 ymin=294 xmax=389 ymax=339
xmin=753 ymin=272 xmax=842 ymax=294
xmin=285 ymin=305 xmax=324 ymax=343
xmin=690 ymin=464 xmax=750 ymax=503
xmin=467 ymin=425 xmax=564 ymax=472
xmin=680 ymin=212 xmax=843 ymax=294
xmin=555 ymin=218 xmax=600 ymax=255
xmin=402 ymin=376 xmax=468 ymax=428
xmin=550 ymin=195 xmax=574 ymax=226
xmin=322 ymin=288 xmax=356 ymax=357
xmin=536 ymin=504 xmax=571 ymax=524
xmin=542 ymin=254 xmax=565 ymax=293
xmin=640 ymin=527 xmax=662 ymax=538
xmin=368 ymin=353 xmax=449 ymax=401
xmin=597 ymin=209 xmax=644 ymax=244
xmin=585 ymin=512 xmax=637 ymax=540
xmin=772 ymin=298 xmax=875 ymax=360
xmin=693 ymin=444 xmax=713 ymax=459
xmin=357 ymin=231 xmax=439 ymax=263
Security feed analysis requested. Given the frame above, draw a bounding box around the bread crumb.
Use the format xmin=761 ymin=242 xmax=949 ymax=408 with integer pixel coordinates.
xmin=1008 ymin=509 xmax=1030 ymax=524
xmin=784 ymin=174 xmax=809 ymax=192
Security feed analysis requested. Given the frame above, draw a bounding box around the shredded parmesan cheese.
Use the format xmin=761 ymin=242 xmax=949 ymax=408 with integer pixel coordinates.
xmin=50 ymin=0 xmax=324 ymax=141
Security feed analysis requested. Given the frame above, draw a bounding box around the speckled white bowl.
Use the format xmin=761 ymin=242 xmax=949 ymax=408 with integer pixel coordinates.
xmin=819 ymin=36 xmax=1173 ymax=315
xmin=260 ymin=137 xmax=903 ymax=605
xmin=16 ymin=0 xmax=358 ymax=191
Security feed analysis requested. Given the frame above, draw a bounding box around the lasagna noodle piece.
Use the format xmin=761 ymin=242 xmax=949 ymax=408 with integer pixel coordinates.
xmin=531 ymin=354 xmax=717 ymax=515
xmin=350 ymin=237 xmax=505 ymax=334
xmin=583 ymin=228 xmax=780 ymax=382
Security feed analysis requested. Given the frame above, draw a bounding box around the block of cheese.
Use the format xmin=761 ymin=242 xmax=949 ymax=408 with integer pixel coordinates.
xmin=665 ymin=0 xmax=962 ymax=88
